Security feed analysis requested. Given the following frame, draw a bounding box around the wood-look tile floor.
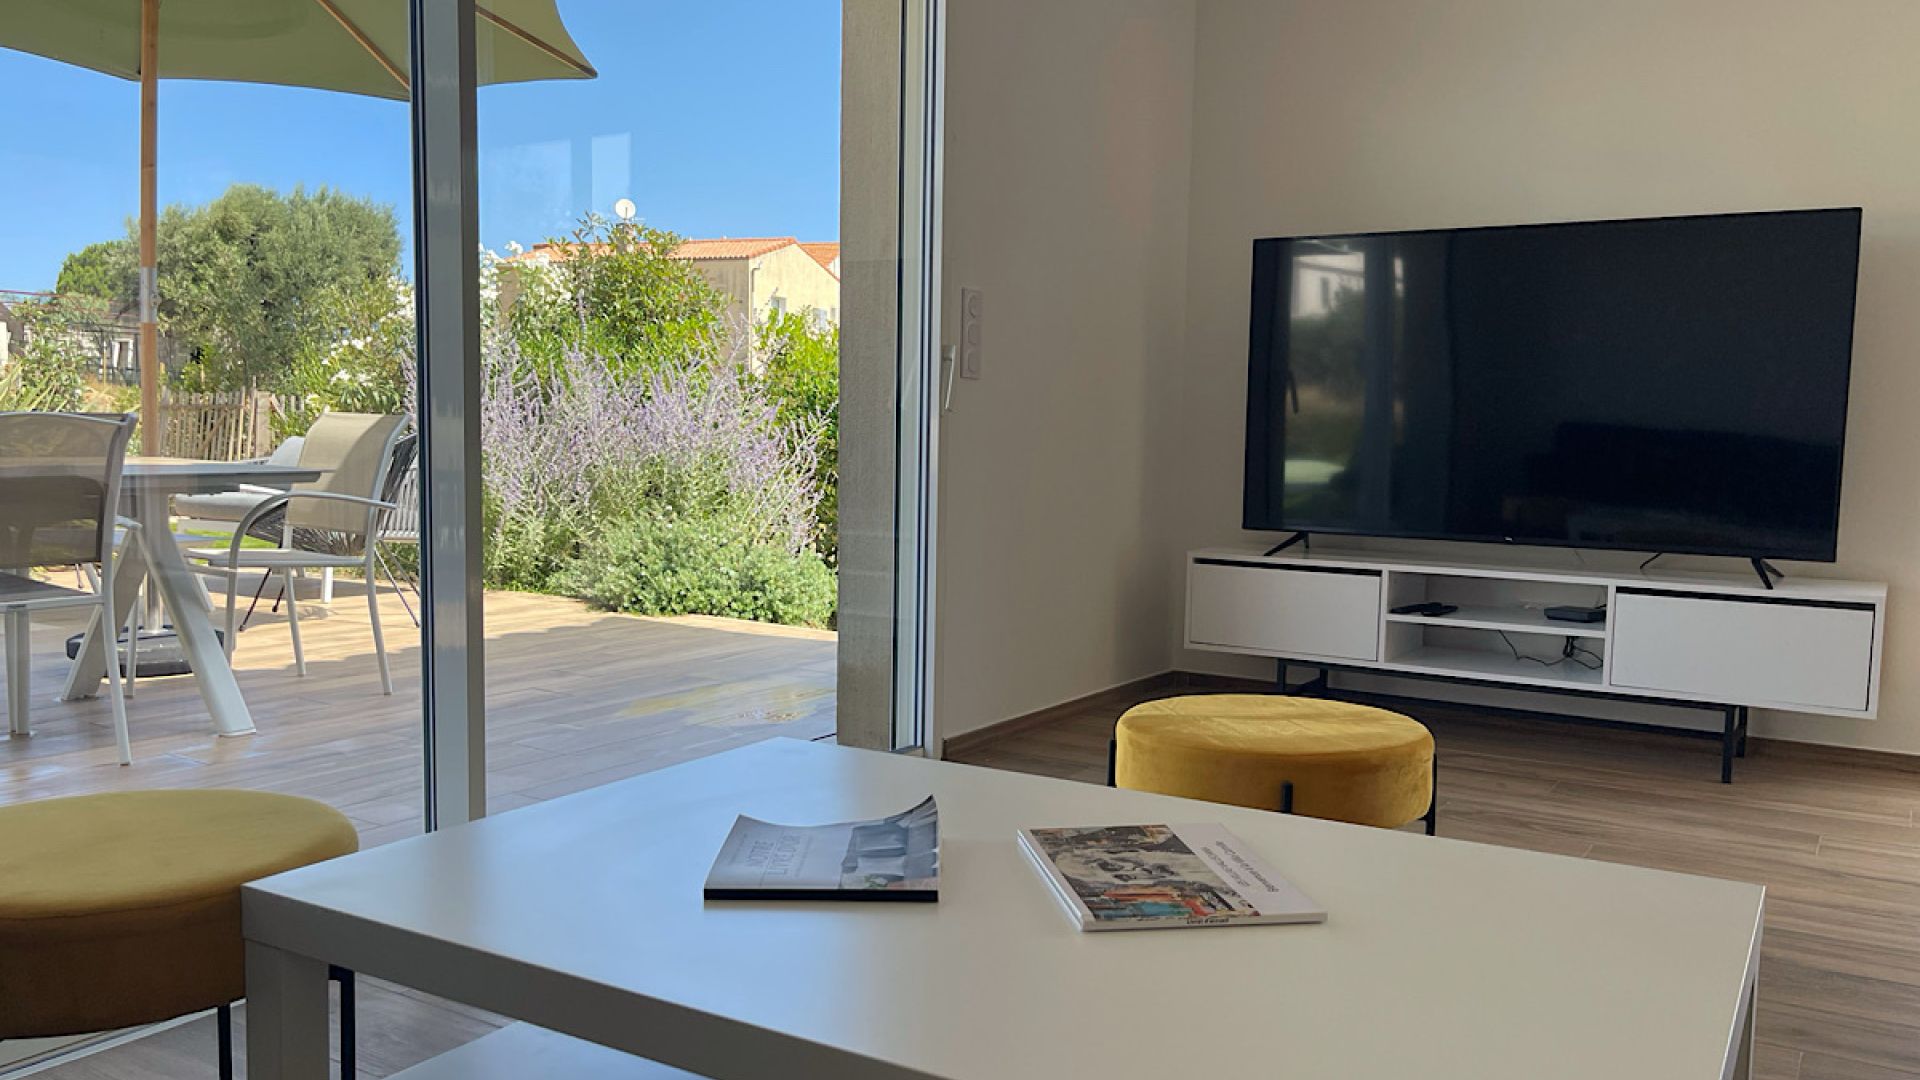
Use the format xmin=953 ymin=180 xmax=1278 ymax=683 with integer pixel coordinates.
xmin=4 ymin=576 xmax=833 ymax=1078
xmin=946 ymin=680 xmax=1920 ymax=1080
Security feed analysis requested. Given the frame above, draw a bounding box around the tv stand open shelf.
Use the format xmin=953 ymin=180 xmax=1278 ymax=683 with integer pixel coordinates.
xmin=1186 ymin=547 xmax=1887 ymax=782
xmin=1384 ymin=644 xmax=1606 ymax=690
xmin=1382 ymin=604 xmax=1607 ymax=640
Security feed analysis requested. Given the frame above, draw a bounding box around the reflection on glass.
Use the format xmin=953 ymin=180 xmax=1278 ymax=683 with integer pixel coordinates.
xmin=1283 ymin=242 xmax=1366 ymax=525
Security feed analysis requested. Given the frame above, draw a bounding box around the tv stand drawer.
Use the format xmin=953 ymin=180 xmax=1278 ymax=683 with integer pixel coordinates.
xmin=1610 ymin=591 xmax=1875 ymax=712
xmin=1187 ymin=560 xmax=1381 ymax=661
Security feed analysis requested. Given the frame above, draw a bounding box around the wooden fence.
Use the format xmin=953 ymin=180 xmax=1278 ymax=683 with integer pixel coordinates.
xmin=156 ymin=390 xmax=295 ymax=461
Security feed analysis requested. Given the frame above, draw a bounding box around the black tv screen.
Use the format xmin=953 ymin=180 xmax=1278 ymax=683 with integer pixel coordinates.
xmin=1243 ymin=209 xmax=1861 ymax=561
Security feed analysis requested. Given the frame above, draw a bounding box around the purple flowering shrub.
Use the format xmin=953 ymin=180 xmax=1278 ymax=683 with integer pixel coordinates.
xmin=458 ymin=338 xmax=832 ymax=623
xmin=386 ymin=240 xmax=836 ymax=626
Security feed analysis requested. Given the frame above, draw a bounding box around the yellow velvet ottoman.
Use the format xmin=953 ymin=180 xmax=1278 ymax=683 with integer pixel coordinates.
xmin=1113 ymin=695 xmax=1436 ymax=832
xmin=0 ymin=789 xmax=358 ymax=1053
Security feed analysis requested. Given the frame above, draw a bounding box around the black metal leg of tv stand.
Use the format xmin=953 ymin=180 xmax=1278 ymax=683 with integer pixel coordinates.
xmin=1721 ymin=706 xmax=1737 ymax=784
xmin=1279 ymin=660 xmax=1746 ymax=783
xmin=1281 ymin=665 xmax=1331 ymax=696
xmin=1263 ymin=532 xmax=1309 ymax=557
xmin=1719 ymin=705 xmax=1754 ymax=782
xmin=1751 ymin=558 xmax=1783 ymax=590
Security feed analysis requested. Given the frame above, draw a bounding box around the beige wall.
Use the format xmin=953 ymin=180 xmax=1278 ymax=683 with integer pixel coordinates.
xmin=935 ymin=0 xmax=1196 ymax=742
xmin=1174 ymin=0 xmax=1920 ymax=752
xmin=687 ymin=246 xmax=842 ymax=335
xmin=751 ymin=245 xmax=841 ymax=325
xmin=687 ymin=258 xmax=752 ymax=327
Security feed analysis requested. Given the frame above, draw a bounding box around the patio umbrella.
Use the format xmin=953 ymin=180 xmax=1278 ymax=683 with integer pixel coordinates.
xmin=0 ymin=0 xmax=596 ymax=447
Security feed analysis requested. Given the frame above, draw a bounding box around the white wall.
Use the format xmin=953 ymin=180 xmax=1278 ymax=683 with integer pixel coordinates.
xmin=935 ymin=0 xmax=1196 ymax=742
xmin=1173 ymin=0 xmax=1920 ymax=753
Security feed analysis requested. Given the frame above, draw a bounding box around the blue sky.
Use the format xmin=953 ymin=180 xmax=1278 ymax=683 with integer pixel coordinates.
xmin=0 ymin=1 xmax=841 ymax=292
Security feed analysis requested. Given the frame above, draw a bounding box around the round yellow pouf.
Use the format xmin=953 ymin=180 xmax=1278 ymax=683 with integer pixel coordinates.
xmin=1115 ymin=695 xmax=1434 ymax=829
xmin=0 ymin=790 xmax=359 ymax=1039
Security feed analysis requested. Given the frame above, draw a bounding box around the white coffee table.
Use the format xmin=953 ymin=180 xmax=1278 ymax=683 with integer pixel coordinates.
xmin=243 ymin=738 xmax=1763 ymax=1079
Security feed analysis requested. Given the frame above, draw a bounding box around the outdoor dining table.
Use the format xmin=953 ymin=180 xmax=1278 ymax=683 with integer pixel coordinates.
xmin=61 ymin=458 xmax=323 ymax=737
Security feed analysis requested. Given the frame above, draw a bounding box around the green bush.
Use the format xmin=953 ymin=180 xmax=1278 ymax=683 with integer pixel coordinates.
xmin=484 ymin=502 xmax=588 ymax=594
xmin=1 ymin=298 xmax=92 ymax=412
xmin=500 ymin=216 xmax=728 ymax=381
xmin=562 ymin=508 xmax=836 ymax=628
xmin=275 ymin=275 xmax=415 ymax=438
xmin=754 ymin=311 xmax=839 ymax=563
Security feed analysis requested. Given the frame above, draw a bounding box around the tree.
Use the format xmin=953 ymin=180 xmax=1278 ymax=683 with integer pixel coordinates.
xmin=500 ymin=215 xmax=727 ymax=380
xmin=154 ymin=184 xmax=402 ymax=389
xmin=56 ymin=240 xmax=135 ymax=304
xmin=277 ymin=274 xmax=416 ymax=436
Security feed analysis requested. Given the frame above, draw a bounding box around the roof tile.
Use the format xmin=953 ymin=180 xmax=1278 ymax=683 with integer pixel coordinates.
xmin=799 ymin=242 xmax=841 ymax=274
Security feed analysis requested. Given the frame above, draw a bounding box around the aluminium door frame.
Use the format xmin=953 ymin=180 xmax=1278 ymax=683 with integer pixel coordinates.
xmin=411 ymin=0 xmax=486 ymax=829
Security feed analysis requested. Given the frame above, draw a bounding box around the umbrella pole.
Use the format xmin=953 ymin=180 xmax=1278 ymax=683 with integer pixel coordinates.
xmin=137 ymin=0 xmax=163 ymax=451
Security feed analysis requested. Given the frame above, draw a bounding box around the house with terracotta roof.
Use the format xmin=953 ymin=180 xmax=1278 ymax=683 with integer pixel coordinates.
xmin=506 ymin=236 xmax=840 ymax=331
xmin=799 ymin=242 xmax=841 ymax=278
xmin=676 ymin=237 xmax=840 ymax=329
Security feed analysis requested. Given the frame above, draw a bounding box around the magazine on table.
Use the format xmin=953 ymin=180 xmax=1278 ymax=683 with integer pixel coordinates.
xmin=1018 ymin=823 xmax=1324 ymax=931
xmin=704 ymin=796 xmax=939 ymax=902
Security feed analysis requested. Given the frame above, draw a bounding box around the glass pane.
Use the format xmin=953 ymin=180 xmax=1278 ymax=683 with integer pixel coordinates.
xmin=473 ymin=1 xmax=849 ymax=804
xmin=0 ymin=21 xmax=424 ymax=818
xmin=0 ymin=18 xmax=424 ymax=1073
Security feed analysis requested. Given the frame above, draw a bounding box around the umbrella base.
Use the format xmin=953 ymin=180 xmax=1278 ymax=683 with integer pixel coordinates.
xmin=65 ymin=626 xmax=227 ymax=679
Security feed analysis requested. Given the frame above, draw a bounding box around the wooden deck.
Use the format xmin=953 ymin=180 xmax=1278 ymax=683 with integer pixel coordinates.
xmin=0 ymin=577 xmax=837 ymax=848
xmin=4 ymin=576 xmax=836 ymax=1077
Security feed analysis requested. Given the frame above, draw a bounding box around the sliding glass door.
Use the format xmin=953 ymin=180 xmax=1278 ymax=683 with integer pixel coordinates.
xmin=0 ymin=5 xmax=433 ymax=1070
xmin=413 ymin=0 xmax=944 ymax=823
xmin=0 ymin=1 xmax=938 ymax=1072
xmin=839 ymin=0 xmax=944 ymax=755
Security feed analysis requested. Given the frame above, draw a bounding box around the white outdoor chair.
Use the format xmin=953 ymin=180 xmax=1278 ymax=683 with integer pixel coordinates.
xmin=172 ymin=435 xmax=335 ymax=604
xmin=0 ymin=412 xmax=141 ymax=764
xmin=186 ymin=413 xmax=408 ymax=696
xmin=172 ymin=434 xmax=308 ymax=528
xmin=373 ymin=446 xmax=420 ymax=628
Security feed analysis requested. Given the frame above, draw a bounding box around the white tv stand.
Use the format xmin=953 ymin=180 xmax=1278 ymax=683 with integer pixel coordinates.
xmin=1185 ymin=547 xmax=1887 ymax=781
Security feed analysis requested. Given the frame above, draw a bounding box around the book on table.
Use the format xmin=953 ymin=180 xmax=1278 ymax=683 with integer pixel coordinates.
xmin=704 ymin=796 xmax=939 ymax=902
xmin=1018 ymin=824 xmax=1325 ymax=931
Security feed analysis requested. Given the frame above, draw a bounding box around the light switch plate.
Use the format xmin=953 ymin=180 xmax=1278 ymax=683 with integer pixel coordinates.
xmin=959 ymin=287 xmax=984 ymax=379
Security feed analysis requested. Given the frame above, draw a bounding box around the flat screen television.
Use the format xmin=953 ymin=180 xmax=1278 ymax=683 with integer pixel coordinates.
xmin=1243 ymin=208 xmax=1862 ymax=562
